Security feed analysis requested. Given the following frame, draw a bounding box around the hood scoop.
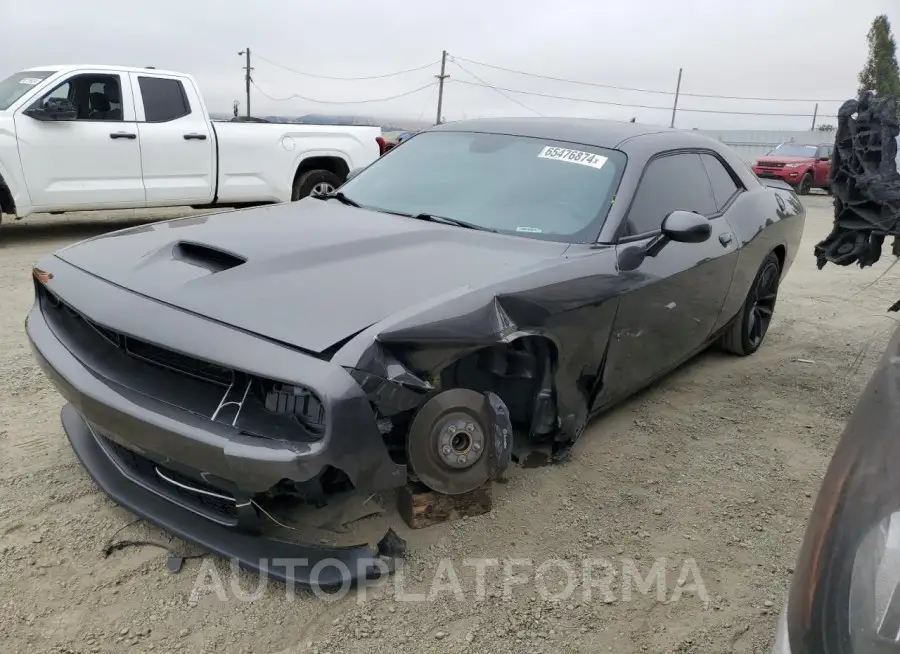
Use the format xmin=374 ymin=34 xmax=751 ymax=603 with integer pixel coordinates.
xmin=170 ymin=241 xmax=247 ymax=273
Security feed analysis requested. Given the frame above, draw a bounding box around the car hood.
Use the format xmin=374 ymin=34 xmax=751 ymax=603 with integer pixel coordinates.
xmin=54 ymin=199 xmax=569 ymax=354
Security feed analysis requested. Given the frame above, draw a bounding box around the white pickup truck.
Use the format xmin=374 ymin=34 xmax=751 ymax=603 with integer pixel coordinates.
xmin=0 ymin=64 xmax=383 ymax=231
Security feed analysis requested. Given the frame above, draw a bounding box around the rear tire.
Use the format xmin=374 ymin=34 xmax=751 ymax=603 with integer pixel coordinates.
xmin=797 ymin=173 xmax=812 ymax=195
xmin=291 ymin=170 xmax=342 ymax=201
xmin=720 ymin=251 xmax=781 ymax=356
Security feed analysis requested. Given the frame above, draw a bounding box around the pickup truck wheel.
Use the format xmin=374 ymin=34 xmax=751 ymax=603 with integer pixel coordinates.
xmin=720 ymin=251 xmax=781 ymax=356
xmin=797 ymin=173 xmax=812 ymax=195
xmin=292 ymin=170 xmax=342 ymax=201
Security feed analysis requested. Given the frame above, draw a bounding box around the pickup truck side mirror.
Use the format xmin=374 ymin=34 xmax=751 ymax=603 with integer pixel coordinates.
xmin=646 ymin=210 xmax=712 ymax=257
xmin=23 ymin=97 xmax=77 ymax=122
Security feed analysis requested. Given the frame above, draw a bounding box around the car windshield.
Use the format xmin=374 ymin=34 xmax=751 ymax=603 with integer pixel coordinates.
xmin=338 ymin=130 xmax=626 ymax=243
xmin=767 ymin=143 xmax=818 ymax=157
xmin=0 ymin=70 xmax=55 ymax=110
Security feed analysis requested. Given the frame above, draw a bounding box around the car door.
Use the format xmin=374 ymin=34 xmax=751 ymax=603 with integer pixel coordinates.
xmin=130 ymin=72 xmax=215 ymax=205
xmin=813 ymin=145 xmax=831 ymax=186
xmin=13 ymin=71 xmax=146 ymax=209
xmin=596 ymin=151 xmax=740 ymax=406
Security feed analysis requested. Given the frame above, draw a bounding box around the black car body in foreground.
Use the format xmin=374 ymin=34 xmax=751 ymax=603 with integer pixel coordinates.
xmin=27 ymin=118 xmax=805 ymax=585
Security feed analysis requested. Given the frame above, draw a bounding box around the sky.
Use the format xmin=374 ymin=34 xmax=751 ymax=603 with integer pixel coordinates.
xmin=2 ymin=0 xmax=899 ymax=130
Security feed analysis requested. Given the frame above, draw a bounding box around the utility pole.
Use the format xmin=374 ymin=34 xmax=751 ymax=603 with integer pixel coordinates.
xmin=811 ymin=103 xmax=818 ymax=131
xmin=435 ymin=50 xmax=449 ymax=125
xmin=238 ymin=48 xmax=252 ymax=117
xmin=670 ymin=68 xmax=683 ymax=128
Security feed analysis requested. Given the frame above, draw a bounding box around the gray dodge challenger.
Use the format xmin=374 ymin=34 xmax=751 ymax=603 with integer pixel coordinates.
xmin=26 ymin=118 xmax=805 ymax=585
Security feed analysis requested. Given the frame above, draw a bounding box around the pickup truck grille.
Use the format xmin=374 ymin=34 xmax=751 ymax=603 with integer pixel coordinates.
xmin=38 ymin=285 xmax=326 ymax=436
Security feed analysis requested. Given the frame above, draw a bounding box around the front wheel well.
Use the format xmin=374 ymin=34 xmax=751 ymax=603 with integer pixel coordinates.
xmin=0 ymin=175 xmax=15 ymax=215
xmin=439 ymin=335 xmax=560 ymax=437
xmin=293 ymin=156 xmax=350 ymax=186
xmin=772 ymin=244 xmax=786 ymax=270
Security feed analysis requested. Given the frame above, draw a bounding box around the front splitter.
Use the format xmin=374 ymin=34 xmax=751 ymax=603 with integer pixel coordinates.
xmin=61 ymin=403 xmax=405 ymax=588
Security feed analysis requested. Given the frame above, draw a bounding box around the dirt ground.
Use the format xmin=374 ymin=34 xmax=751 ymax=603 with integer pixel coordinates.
xmin=1 ymin=195 xmax=897 ymax=654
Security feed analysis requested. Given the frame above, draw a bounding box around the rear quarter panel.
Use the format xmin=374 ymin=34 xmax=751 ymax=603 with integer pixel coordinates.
xmin=715 ymin=185 xmax=805 ymax=331
xmin=212 ymin=123 xmax=381 ymax=203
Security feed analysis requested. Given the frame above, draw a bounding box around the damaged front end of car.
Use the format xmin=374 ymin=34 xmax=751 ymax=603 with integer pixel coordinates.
xmin=341 ymin=281 xmax=614 ymax=498
xmin=28 ymin=240 xmax=623 ymax=587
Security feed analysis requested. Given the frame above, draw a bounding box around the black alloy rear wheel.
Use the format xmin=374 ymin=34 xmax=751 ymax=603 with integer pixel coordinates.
xmin=720 ymin=251 xmax=781 ymax=356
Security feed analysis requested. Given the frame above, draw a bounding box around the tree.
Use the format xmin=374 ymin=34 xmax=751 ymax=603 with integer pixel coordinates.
xmin=858 ymin=15 xmax=900 ymax=98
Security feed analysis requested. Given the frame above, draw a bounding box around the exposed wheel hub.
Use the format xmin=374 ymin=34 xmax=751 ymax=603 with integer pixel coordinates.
xmin=436 ymin=415 xmax=485 ymax=469
xmin=407 ymin=388 xmax=512 ymax=495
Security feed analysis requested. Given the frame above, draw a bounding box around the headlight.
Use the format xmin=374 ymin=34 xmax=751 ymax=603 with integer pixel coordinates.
xmin=785 ymin=162 xmax=806 ymax=168
xmin=784 ymin=324 xmax=900 ymax=653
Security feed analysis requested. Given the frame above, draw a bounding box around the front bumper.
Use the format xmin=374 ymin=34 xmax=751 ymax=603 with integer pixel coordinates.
xmin=60 ymin=402 xmax=403 ymax=585
xmin=753 ymin=167 xmax=805 ymax=185
xmin=26 ymin=257 xmax=405 ymax=496
xmin=26 ymin=257 xmax=409 ymax=583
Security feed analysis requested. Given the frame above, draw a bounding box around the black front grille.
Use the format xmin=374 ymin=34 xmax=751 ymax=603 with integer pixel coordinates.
xmin=758 ymin=161 xmax=786 ymax=169
xmin=39 ymin=286 xmax=327 ymax=436
xmin=96 ymin=429 xmax=238 ymax=523
xmin=124 ymin=337 xmax=234 ymax=387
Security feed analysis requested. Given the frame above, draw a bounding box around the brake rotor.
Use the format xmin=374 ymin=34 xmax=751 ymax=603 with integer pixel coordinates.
xmin=407 ymin=388 xmax=496 ymax=495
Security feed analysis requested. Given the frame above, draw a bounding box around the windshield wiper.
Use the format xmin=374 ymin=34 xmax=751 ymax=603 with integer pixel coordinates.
xmin=315 ymin=191 xmax=361 ymax=208
xmin=407 ymin=213 xmax=497 ymax=232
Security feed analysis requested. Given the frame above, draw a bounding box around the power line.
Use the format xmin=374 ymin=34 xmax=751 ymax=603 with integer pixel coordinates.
xmin=450 ymin=59 xmax=543 ymax=116
xmin=450 ymin=54 xmax=847 ymax=104
xmin=254 ymin=53 xmax=438 ymax=81
xmin=251 ymin=80 xmax=437 ymax=105
xmin=449 ymin=78 xmax=837 ymax=118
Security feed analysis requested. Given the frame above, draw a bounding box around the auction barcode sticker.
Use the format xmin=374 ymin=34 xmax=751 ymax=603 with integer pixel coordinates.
xmin=537 ymin=146 xmax=607 ymax=169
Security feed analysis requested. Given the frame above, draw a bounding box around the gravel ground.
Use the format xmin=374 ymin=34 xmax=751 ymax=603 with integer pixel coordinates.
xmin=1 ymin=195 xmax=897 ymax=654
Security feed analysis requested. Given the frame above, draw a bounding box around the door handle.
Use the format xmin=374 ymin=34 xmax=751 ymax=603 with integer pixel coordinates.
xmin=109 ymin=132 xmax=136 ymax=140
xmin=183 ymin=133 xmax=208 ymax=140
xmin=719 ymin=233 xmax=733 ymax=246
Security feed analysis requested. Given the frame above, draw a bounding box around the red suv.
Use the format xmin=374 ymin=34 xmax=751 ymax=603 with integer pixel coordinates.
xmin=750 ymin=142 xmax=833 ymax=195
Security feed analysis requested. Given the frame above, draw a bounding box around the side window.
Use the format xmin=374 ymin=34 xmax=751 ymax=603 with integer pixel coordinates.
xmin=624 ymin=153 xmax=716 ymax=235
xmin=138 ymin=77 xmax=190 ymax=122
xmin=700 ymin=153 xmax=741 ymax=212
xmin=37 ymin=74 xmax=123 ymax=121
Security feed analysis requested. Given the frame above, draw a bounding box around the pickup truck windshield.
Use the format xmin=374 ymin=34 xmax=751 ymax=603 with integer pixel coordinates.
xmin=339 ymin=130 xmax=626 ymax=243
xmin=768 ymin=143 xmax=818 ymax=157
xmin=0 ymin=71 xmax=55 ymax=110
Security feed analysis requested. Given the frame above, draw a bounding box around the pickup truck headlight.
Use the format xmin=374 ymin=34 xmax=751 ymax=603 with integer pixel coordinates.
xmin=783 ymin=324 xmax=900 ymax=653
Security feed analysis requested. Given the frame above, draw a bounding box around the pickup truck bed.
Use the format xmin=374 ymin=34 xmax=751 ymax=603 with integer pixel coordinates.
xmin=0 ymin=64 xmax=382 ymax=225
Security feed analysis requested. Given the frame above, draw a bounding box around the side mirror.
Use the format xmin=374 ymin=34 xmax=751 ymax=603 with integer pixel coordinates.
xmin=23 ymin=97 xmax=77 ymax=122
xmin=662 ymin=210 xmax=712 ymax=243
xmin=818 ymin=156 xmax=830 ymax=161
xmin=646 ymin=211 xmax=711 ymax=257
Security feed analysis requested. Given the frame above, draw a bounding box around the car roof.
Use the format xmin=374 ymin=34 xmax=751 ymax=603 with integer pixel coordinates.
xmin=22 ymin=64 xmax=189 ymax=77
xmin=429 ymin=116 xmax=726 ymax=151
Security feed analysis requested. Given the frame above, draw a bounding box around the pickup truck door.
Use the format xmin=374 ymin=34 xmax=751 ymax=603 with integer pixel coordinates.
xmin=129 ymin=72 xmax=215 ymax=205
xmin=13 ymin=70 xmax=146 ymax=209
